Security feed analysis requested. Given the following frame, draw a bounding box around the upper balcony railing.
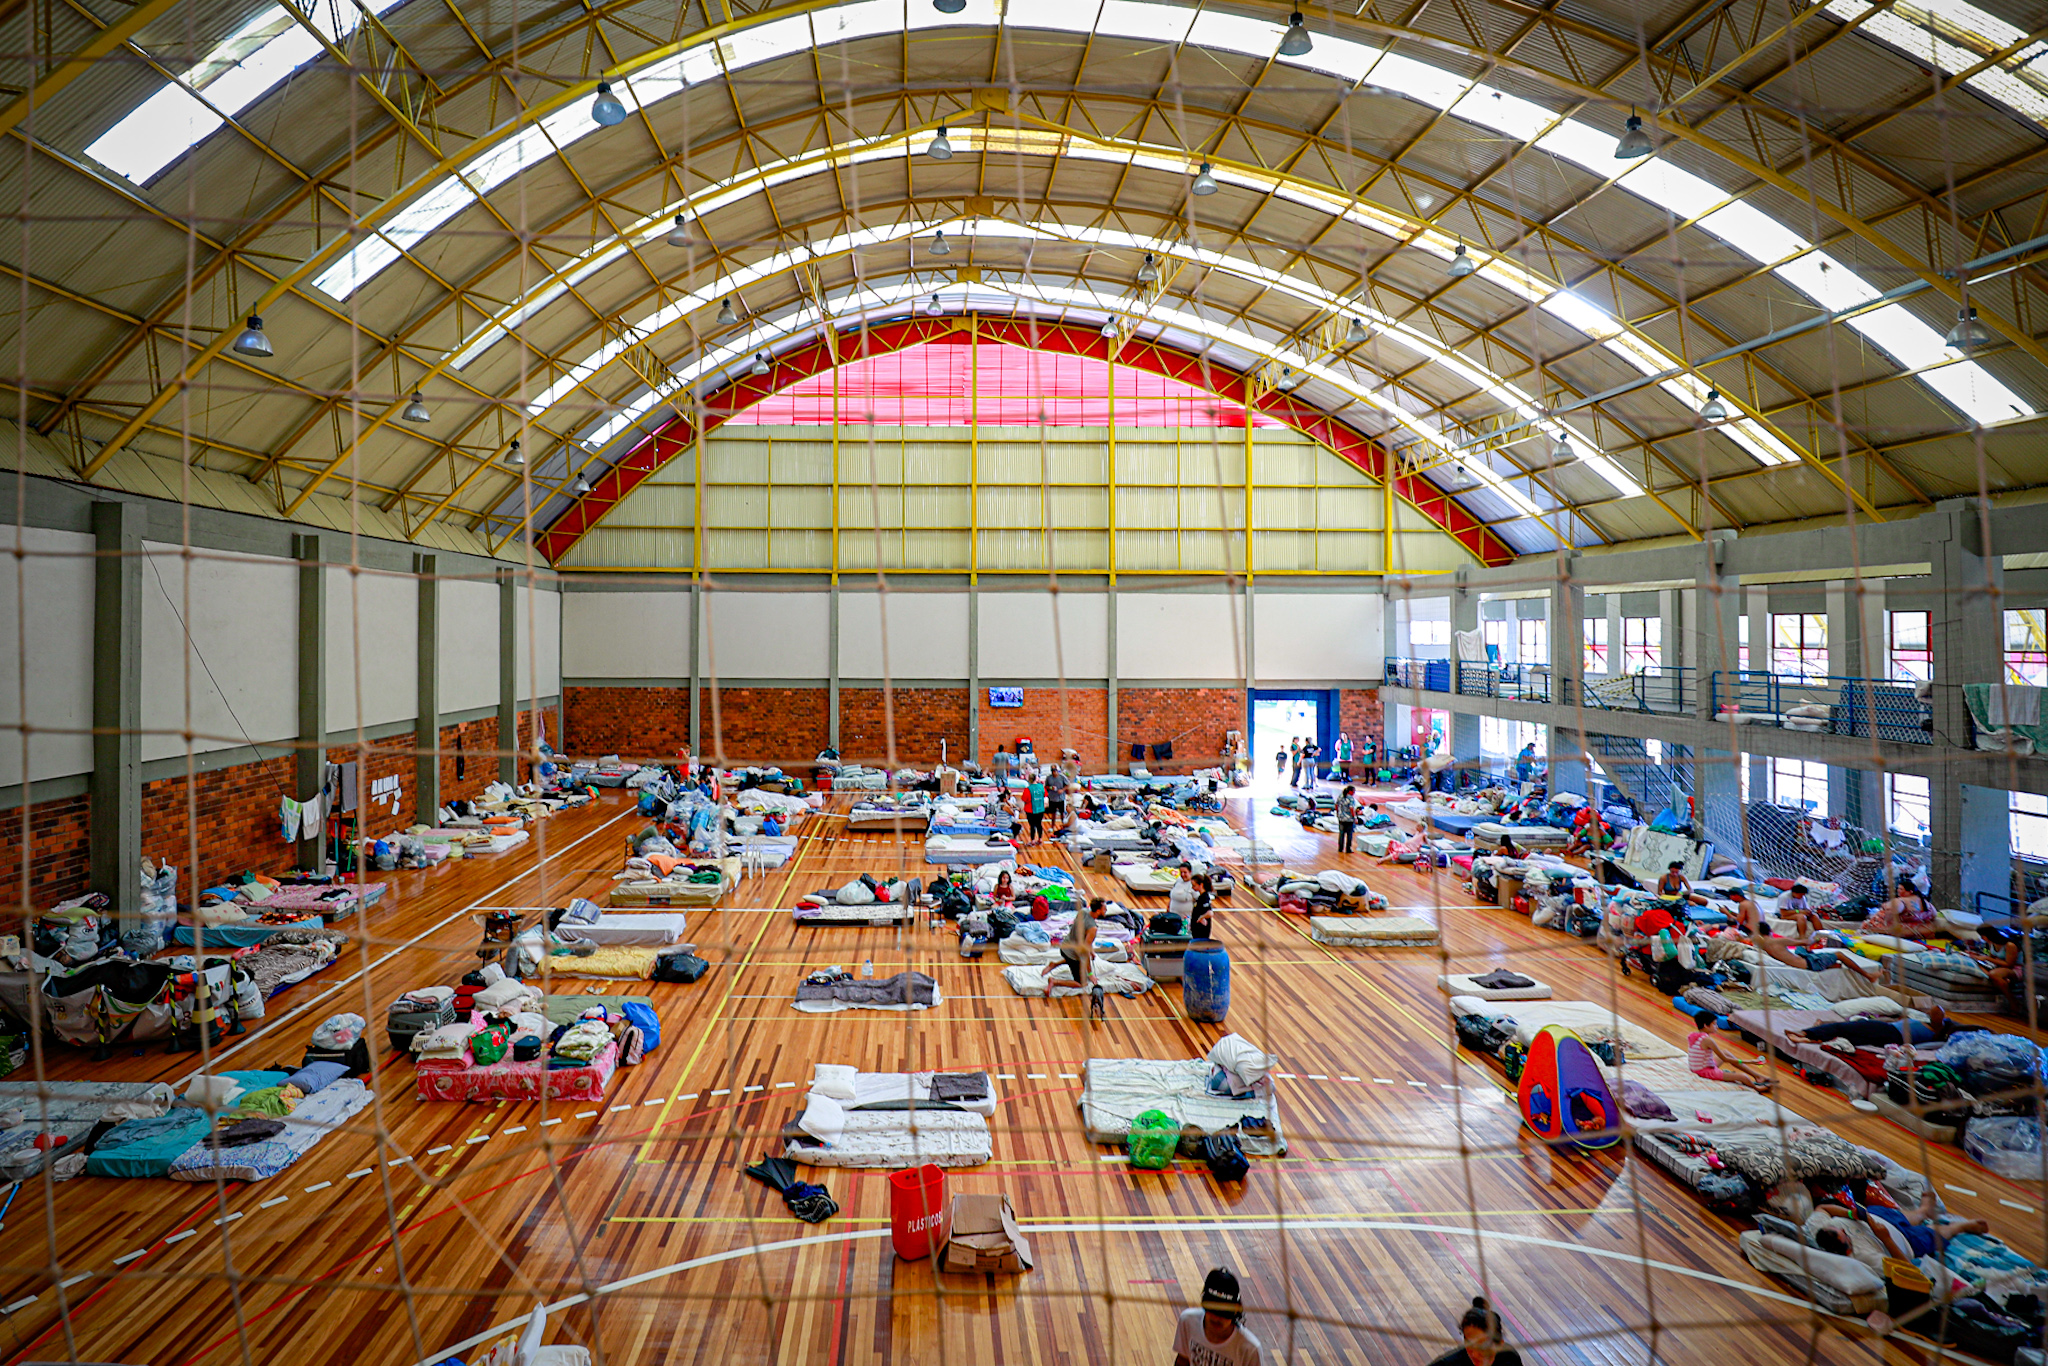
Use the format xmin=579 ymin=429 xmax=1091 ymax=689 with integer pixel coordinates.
xmin=1708 ymin=670 xmax=1933 ymax=745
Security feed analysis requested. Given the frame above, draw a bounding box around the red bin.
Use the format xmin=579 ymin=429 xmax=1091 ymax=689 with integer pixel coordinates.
xmin=888 ymin=1162 xmax=949 ymax=1260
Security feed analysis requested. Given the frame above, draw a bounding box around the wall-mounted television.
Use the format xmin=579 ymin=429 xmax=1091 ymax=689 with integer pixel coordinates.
xmin=988 ymin=686 xmax=1023 ymax=708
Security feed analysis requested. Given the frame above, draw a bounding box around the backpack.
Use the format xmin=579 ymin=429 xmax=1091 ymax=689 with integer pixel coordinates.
xmin=620 ymin=999 xmax=660 ymax=1050
xmin=1149 ymin=911 xmax=1185 ymax=937
xmin=654 ymin=952 xmax=710 ymax=983
xmin=1202 ymin=1132 xmax=1248 ymax=1183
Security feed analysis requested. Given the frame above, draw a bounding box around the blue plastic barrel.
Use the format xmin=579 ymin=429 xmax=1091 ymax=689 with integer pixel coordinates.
xmin=1182 ymin=940 xmax=1231 ymax=1023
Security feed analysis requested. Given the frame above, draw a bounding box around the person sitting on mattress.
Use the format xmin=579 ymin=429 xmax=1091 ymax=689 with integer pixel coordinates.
xmin=1361 ymin=802 xmax=1393 ymax=829
xmin=1687 ymin=1009 xmax=1774 ymax=1092
xmin=1967 ymin=927 xmax=2048 ymax=1010
xmin=1817 ymin=1186 xmax=1989 ymax=1264
xmin=1494 ymin=832 xmax=1524 ymax=861
xmin=1426 ymin=1297 xmax=1522 ymax=1366
xmin=1865 ymin=880 xmax=1939 ymax=935
xmin=1780 ymin=883 xmax=1825 ymax=939
xmin=1656 ymin=861 xmax=1703 ymax=904
xmin=990 ymin=870 xmax=1015 ymax=910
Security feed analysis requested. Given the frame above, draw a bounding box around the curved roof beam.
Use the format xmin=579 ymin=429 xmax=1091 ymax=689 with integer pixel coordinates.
xmin=527 ymin=311 xmax=1519 ymax=566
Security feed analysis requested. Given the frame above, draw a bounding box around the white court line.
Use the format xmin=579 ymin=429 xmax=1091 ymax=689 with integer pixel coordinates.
xmin=1306 ymin=1074 xmax=1328 ymax=1080
xmin=426 ymin=1146 xmax=452 ymax=1155
xmin=1947 ymin=1184 xmax=1979 ymax=1196
xmin=1340 ymin=1076 xmax=1360 ymax=1082
xmin=59 ymin=1274 xmax=92 ymax=1288
xmin=775 ymin=1081 xmax=796 ymax=1088
xmin=575 ymin=1112 xmax=598 ymax=1119
xmin=4 ymin=1296 xmax=37 ymax=1313
xmin=259 ymin=1197 xmax=291 ymax=1209
xmin=165 ymin=805 xmax=642 ymax=1086
xmin=304 ymin=1181 xmax=333 ymax=1192
xmin=504 ymin=1126 xmax=527 ymax=1135
xmin=213 ymin=1212 xmax=244 ymax=1225
xmin=112 ymin=1250 xmax=147 ymax=1265
xmin=610 ymin=1104 xmax=633 ymax=1112
xmin=644 ymin=1098 xmax=667 ymax=1106
xmin=541 ymin=1118 xmax=563 ymax=1126
xmin=710 ymin=1089 xmax=730 ymax=1096
xmin=681 ymin=1094 xmax=699 ymax=1101
xmin=742 ymin=1085 xmax=763 ymax=1093
xmin=165 ymin=1229 xmax=198 ymax=1244
xmin=346 ymin=1169 xmax=373 ymax=1180
xmin=466 ymin=1135 xmax=489 ymax=1145
xmin=2000 ymin=1199 xmax=2035 ymax=1212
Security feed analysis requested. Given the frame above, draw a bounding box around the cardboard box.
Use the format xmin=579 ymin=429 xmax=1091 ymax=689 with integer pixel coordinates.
xmin=940 ymin=1192 xmax=1033 ymax=1274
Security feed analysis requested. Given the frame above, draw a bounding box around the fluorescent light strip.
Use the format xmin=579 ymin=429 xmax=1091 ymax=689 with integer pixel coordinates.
xmin=87 ymin=0 xmax=410 ymax=184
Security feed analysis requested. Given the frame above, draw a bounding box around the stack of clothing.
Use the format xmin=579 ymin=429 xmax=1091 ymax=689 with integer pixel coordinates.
xmin=550 ymin=1017 xmax=613 ymax=1067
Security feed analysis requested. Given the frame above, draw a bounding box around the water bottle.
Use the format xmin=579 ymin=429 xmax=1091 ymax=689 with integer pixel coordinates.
xmin=862 ymin=958 xmax=874 ymax=979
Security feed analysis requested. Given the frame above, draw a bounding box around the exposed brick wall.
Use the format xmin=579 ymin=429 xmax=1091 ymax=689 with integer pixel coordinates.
xmin=1340 ymin=688 xmax=1385 ymax=756
xmin=1117 ymin=687 xmax=1243 ymax=774
xmin=976 ymin=686 xmax=1108 ymax=769
xmin=564 ymin=686 xmax=690 ymax=761
xmin=327 ymin=733 xmax=418 ymax=829
xmin=697 ymin=687 xmax=829 ymax=768
xmin=0 ymin=791 xmax=93 ymax=909
xmin=440 ymin=717 xmax=498 ymax=804
xmin=141 ymin=752 xmax=298 ymax=893
xmin=841 ymin=687 xmax=969 ymax=767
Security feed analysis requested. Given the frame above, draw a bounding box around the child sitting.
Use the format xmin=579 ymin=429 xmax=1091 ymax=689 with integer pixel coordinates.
xmin=1686 ymin=1009 xmax=1774 ymax=1092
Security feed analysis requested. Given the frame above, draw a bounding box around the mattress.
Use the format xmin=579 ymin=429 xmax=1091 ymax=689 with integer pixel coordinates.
xmin=1727 ymin=1007 xmax=1885 ymax=1098
xmin=1310 ymin=915 xmax=1439 ymax=947
xmin=792 ymin=980 xmax=943 ymax=1013
xmin=1437 ymin=972 xmax=1552 ymax=1001
xmin=837 ymin=1070 xmax=1000 ymax=1117
xmin=1079 ymin=1058 xmax=1286 ymax=1155
xmin=416 ymin=1040 xmax=619 ymax=1103
xmin=1448 ymin=997 xmax=1684 ymax=1061
xmin=847 ymin=807 xmax=930 ymax=831
xmin=565 ymin=912 xmax=690 ymax=946
xmin=1738 ymin=1230 xmax=1886 ymax=1317
xmin=1471 ymin=822 xmax=1570 ymax=848
xmin=1114 ymin=862 xmax=1180 ymax=894
xmin=792 ymin=903 xmax=916 ymax=927
xmin=170 ymin=917 xmax=322 ymax=947
xmin=1065 ymin=827 xmax=1153 ymax=855
xmin=924 ymin=835 xmax=1016 ymax=865
xmin=539 ymin=945 xmax=664 ymax=979
xmin=169 ymin=1078 xmax=374 ymax=1183
xmin=259 ymin=884 xmax=383 ymax=918
xmin=86 ymin=1070 xmax=288 ymax=1178
xmin=784 ymin=1109 xmax=991 ymax=1168
xmin=1001 ymin=959 xmax=1154 ymax=997
xmin=609 ymin=872 xmax=732 ymax=907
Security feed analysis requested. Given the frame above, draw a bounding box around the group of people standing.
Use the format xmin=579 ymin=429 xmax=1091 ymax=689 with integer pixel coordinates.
xmin=1275 ymin=731 xmax=1371 ymax=789
xmin=988 ymin=745 xmax=1070 ymax=846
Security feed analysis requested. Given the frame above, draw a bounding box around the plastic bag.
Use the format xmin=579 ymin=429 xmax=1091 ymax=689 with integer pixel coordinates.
xmin=1964 ymin=1117 xmax=2048 ymax=1181
xmin=1126 ymin=1109 xmax=1180 ymax=1170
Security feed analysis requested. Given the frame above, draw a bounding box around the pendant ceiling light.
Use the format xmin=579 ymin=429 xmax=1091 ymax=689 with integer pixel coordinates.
xmin=925 ymin=292 xmax=944 ymax=315
xmin=1447 ymin=244 xmax=1474 ymax=278
xmin=1945 ymin=306 xmax=1996 ymax=352
xmin=591 ymin=81 xmax=627 ymax=127
xmin=1614 ymin=111 xmax=1654 ymax=160
xmin=1137 ymin=252 xmax=1158 ymax=283
xmin=934 ymin=0 xmax=966 ymax=12
xmin=752 ymin=352 xmax=772 ymax=376
xmin=716 ymin=297 xmax=737 ymax=326
xmin=1700 ymin=389 xmax=1728 ymax=422
xmin=401 ymin=392 xmax=430 ymax=423
xmin=927 ymin=126 xmax=954 ymax=160
xmin=1191 ymin=162 xmax=1217 ymax=195
xmin=572 ymin=474 xmax=591 ymax=494
xmin=230 ymin=315 xmax=272 ymax=358
xmin=929 ymin=229 xmax=951 ymax=256
xmin=1278 ymin=11 xmax=1312 ymax=56
xmin=1099 ymin=317 xmax=1118 ymax=338
xmin=1551 ymin=433 xmax=1573 ymax=460
xmin=666 ymin=214 xmax=692 ymax=247
xmin=507 ymin=440 xmax=524 ymax=466
xmin=1345 ymin=316 xmax=1368 ymax=345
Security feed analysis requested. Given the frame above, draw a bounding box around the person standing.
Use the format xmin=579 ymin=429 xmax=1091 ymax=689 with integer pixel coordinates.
xmin=1299 ymin=738 xmax=1320 ymax=790
xmin=1334 ymin=731 xmax=1352 ymax=781
xmin=991 ymin=743 xmax=1012 ymax=786
xmin=1335 ymin=784 xmax=1358 ymax=853
xmin=1287 ymin=738 xmax=1302 ymax=788
xmin=1173 ymin=1267 xmax=1264 ymax=1366
xmin=1024 ymin=769 xmax=1047 ymax=845
xmin=1274 ymin=744 xmax=1286 ymax=777
xmin=1044 ymin=762 xmax=1069 ymax=835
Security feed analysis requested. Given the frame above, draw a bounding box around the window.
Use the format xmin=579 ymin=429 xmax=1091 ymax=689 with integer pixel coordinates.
xmin=2006 ymin=609 xmax=2047 ymax=686
xmin=1518 ymin=618 xmax=1548 ymax=666
xmin=1887 ymin=773 xmax=1931 ymax=839
xmin=1411 ymin=619 xmax=1451 ymax=650
xmin=1888 ymin=610 xmax=1932 ymax=682
xmin=1769 ymin=757 xmax=1829 ymax=812
xmin=1621 ymin=615 xmax=1662 ymax=673
xmin=1480 ymin=716 xmax=1514 ymax=757
xmin=1771 ymin=612 xmax=1829 ymax=678
xmin=1738 ymin=614 xmax=1749 ymax=672
xmin=2014 ymin=792 xmax=2048 ymax=860
xmin=1516 ymin=722 xmax=1547 ymax=757
xmin=1482 ymin=619 xmax=1510 ymax=661
xmin=1583 ymin=618 xmax=1610 ymax=673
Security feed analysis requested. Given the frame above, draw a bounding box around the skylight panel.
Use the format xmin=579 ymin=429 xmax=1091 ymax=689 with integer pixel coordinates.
xmin=90 ymin=86 xmax=223 ymax=184
xmin=1917 ymin=359 xmax=2033 ymax=424
xmin=1451 ymin=85 xmax=1556 ymax=141
xmin=1093 ymin=0 xmax=1181 ymax=41
xmin=1618 ymin=158 xmax=1726 ymax=220
xmin=1694 ymin=202 xmax=1808 ymax=264
xmin=1532 ymin=120 xmax=1618 ymax=173
xmin=1280 ymin=32 xmax=1381 ymax=85
xmin=1541 ymin=290 xmax=1620 ymax=338
xmin=1723 ymin=419 xmax=1800 ymax=465
xmin=1027 ymin=0 xmax=1108 ymax=34
xmin=714 ymin=15 xmax=819 ymax=69
xmin=1774 ymin=252 xmax=1882 ymax=312
xmin=1184 ymin=9 xmax=1288 ymax=60
xmin=1362 ymin=51 xmax=1469 ymax=108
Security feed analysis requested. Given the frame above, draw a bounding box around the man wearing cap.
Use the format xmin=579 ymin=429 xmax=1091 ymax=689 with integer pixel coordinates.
xmin=1173 ymin=1266 xmax=1265 ymax=1365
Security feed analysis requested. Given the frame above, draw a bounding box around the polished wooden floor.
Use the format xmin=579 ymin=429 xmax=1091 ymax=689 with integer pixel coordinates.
xmin=2 ymin=781 xmax=2039 ymax=1365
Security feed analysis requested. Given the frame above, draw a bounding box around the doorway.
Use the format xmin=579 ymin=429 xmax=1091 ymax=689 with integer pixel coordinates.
xmin=1249 ymin=688 xmax=1335 ymax=791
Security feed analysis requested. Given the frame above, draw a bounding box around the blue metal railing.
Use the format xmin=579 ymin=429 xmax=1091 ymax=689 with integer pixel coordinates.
xmin=1383 ymin=657 xmax=1452 ymax=691
xmin=1577 ymin=666 xmax=1695 ymax=715
xmin=1708 ymin=671 xmax=1932 ymax=744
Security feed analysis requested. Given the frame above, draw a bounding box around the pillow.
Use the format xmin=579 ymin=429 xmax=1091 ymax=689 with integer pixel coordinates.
xmin=284 ymin=1060 xmax=350 ymax=1095
xmin=184 ymin=1075 xmax=244 ymax=1109
xmin=1619 ymin=1080 xmax=1674 ymax=1121
xmin=812 ymin=1064 xmax=858 ymax=1101
xmin=797 ymin=1093 xmax=847 ymax=1144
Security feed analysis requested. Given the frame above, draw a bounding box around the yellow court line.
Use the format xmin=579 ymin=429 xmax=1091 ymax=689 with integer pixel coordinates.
xmin=632 ymin=825 xmax=829 ymax=1163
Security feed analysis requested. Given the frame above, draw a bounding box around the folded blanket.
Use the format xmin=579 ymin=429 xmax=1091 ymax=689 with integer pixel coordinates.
xmin=793 ymin=972 xmax=938 ymax=1012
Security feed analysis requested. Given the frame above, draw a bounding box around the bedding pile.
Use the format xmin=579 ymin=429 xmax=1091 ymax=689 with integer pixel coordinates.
xmin=783 ymin=1067 xmax=994 ymax=1168
xmin=1078 ymin=1058 xmax=1287 ymax=1155
xmin=792 ymin=970 xmax=940 ymax=1013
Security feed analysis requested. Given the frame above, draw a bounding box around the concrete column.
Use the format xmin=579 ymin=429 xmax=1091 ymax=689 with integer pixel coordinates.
xmin=496 ymin=569 xmax=516 ymax=784
xmin=1960 ymin=781 xmax=2017 ymax=912
xmin=1449 ymin=570 xmax=1480 ymax=777
xmin=1605 ymin=593 xmax=1622 ymax=678
xmin=966 ymin=585 xmax=980 ymax=764
xmin=1927 ymin=500 xmax=2004 ymax=901
xmin=1697 ymin=746 xmax=1745 ymax=866
xmin=827 ymin=584 xmax=841 ymax=751
xmin=89 ymin=501 xmax=143 ymax=924
xmin=296 ymin=535 xmax=327 ymax=872
xmin=1695 ymin=531 xmax=1738 ymax=720
xmin=1548 ymin=558 xmax=1587 ymax=795
xmin=414 ymin=553 xmax=439 ymax=822
xmin=688 ymin=581 xmax=701 ymax=753
xmin=1106 ymin=589 xmax=1120 ymax=773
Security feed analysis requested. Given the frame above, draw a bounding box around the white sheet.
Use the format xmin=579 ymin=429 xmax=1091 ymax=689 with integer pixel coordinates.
xmin=842 ymin=1070 xmax=1000 ymax=1117
xmin=1001 ymin=959 xmax=1154 ymax=998
xmin=1447 ymin=996 xmax=1684 ymax=1060
xmin=1437 ymin=972 xmax=1552 ymax=1001
xmin=784 ymin=1110 xmax=991 ymax=1168
xmin=568 ymin=913 xmax=690 ymax=946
